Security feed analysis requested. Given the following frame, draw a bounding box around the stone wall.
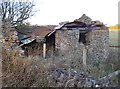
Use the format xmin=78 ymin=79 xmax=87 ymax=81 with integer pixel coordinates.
xmin=2 ymin=20 xmax=24 ymax=58
xmin=55 ymin=30 xmax=83 ymax=63
xmin=55 ymin=29 xmax=109 ymax=64
xmin=87 ymin=30 xmax=109 ymax=61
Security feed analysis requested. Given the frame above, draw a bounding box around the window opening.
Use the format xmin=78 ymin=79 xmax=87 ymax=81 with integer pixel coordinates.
xmin=79 ymin=32 xmax=87 ymax=44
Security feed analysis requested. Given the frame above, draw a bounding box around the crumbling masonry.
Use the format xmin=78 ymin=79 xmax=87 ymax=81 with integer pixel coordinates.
xmin=54 ymin=14 xmax=109 ymax=63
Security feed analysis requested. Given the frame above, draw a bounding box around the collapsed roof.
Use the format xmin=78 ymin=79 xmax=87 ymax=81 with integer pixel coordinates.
xmin=15 ymin=25 xmax=56 ymax=46
xmin=55 ymin=14 xmax=107 ymax=30
xmin=15 ymin=25 xmax=56 ymax=36
xmin=16 ymin=14 xmax=108 ymax=46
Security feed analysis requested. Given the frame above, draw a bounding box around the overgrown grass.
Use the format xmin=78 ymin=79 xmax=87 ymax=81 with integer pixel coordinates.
xmin=2 ymin=48 xmax=56 ymax=87
xmin=2 ymin=46 xmax=119 ymax=87
xmin=109 ymin=30 xmax=118 ymax=46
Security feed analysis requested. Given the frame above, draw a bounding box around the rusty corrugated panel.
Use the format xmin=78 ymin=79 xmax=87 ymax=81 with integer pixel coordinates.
xmin=16 ymin=26 xmax=56 ymax=46
xmin=15 ymin=26 xmax=55 ymax=35
xmin=28 ymin=27 xmax=53 ymax=39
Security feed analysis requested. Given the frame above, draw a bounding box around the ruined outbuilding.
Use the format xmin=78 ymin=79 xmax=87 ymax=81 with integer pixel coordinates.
xmin=16 ymin=14 xmax=109 ymax=62
xmin=15 ymin=25 xmax=56 ymax=57
xmin=54 ymin=14 xmax=109 ymax=62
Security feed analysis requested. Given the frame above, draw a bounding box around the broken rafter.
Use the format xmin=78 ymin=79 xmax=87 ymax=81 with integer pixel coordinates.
xmin=99 ymin=70 xmax=120 ymax=84
xmin=100 ymin=70 xmax=120 ymax=83
xmin=47 ymin=30 xmax=56 ymax=37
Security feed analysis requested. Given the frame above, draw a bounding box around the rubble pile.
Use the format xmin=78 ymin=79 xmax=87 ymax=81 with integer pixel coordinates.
xmin=74 ymin=14 xmax=92 ymax=25
xmin=74 ymin=14 xmax=104 ymax=26
xmin=47 ymin=68 xmax=109 ymax=87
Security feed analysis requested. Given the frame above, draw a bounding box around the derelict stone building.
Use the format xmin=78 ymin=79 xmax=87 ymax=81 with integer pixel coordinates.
xmin=54 ymin=14 xmax=109 ymax=62
xmin=16 ymin=14 xmax=109 ymax=63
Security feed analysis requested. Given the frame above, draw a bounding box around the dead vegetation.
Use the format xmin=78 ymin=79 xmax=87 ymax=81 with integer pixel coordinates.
xmin=2 ymin=51 xmax=53 ymax=87
xmin=2 ymin=46 xmax=120 ymax=87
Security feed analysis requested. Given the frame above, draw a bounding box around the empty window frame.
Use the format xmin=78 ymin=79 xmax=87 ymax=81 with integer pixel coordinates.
xmin=79 ymin=32 xmax=87 ymax=44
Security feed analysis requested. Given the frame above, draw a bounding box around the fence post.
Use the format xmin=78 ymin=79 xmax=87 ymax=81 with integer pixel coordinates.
xmin=83 ymin=46 xmax=87 ymax=68
xmin=43 ymin=43 xmax=46 ymax=59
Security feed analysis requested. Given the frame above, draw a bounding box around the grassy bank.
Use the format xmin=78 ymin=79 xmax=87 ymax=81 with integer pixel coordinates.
xmin=109 ymin=30 xmax=119 ymax=46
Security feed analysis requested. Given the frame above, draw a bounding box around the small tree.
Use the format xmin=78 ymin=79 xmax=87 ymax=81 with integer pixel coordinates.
xmin=0 ymin=0 xmax=36 ymax=26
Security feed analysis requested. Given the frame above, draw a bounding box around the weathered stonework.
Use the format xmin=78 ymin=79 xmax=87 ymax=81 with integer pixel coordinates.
xmin=55 ymin=29 xmax=109 ymax=63
xmin=55 ymin=30 xmax=83 ymax=62
xmin=2 ymin=20 xmax=24 ymax=58
xmin=87 ymin=30 xmax=109 ymax=61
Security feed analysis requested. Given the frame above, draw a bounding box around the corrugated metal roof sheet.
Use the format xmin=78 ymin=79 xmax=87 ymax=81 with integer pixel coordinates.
xmin=16 ymin=26 xmax=56 ymax=45
xmin=28 ymin=27 xmax=53 ymax=39
xmin=15 ymin=26 xmax=56 ymax=38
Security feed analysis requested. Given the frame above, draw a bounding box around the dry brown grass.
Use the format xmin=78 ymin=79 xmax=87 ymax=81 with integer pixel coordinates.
xmin=2 ymin=47 xmax=57 ymax=87
xmin=2 ymin=45 xmax=120 ymax=87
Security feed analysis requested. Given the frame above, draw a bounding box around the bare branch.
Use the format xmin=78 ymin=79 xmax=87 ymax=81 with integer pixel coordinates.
xmin=1 ymin=0 xmax=36 ymax=26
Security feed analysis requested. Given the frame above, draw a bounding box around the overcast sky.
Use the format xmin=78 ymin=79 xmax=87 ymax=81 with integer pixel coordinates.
xmin=29 ymin=0 xmax=119 ymax=26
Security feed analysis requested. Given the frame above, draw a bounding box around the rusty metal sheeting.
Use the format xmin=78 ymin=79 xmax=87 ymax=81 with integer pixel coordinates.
xmin=16 ymin=26 xmax=56 ymax=46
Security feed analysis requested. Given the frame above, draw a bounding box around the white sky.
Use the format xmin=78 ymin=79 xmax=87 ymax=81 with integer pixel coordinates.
xmin=29 ymin=0 xmax=119 ymax=26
